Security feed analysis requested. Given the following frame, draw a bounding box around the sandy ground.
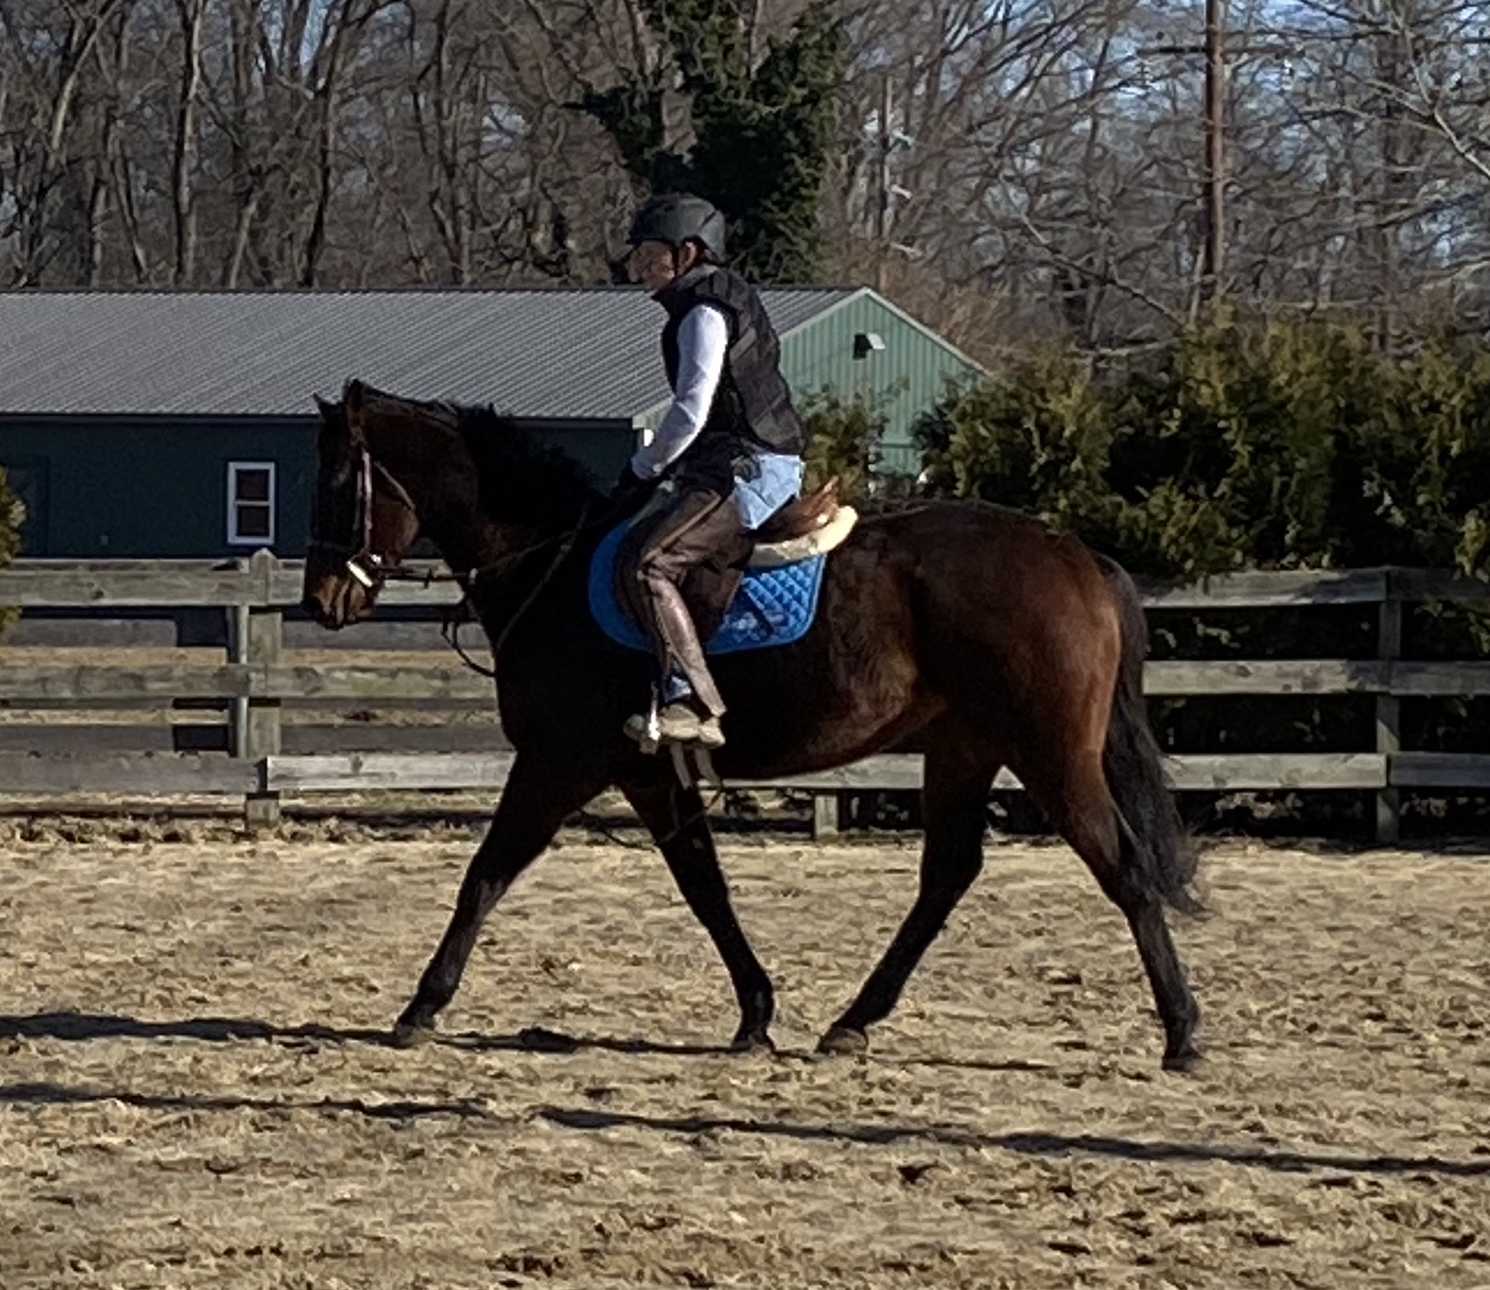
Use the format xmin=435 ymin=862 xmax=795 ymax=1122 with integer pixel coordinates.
xmin=1 ymin=831 xmax=1488 ymax=1289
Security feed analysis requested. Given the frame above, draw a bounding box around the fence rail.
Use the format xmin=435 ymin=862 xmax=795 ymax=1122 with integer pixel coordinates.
xmin=3 ymin=552 xmax=1488 ymax=840
xmin=5 ymin=658 xmax=1490 ymax=705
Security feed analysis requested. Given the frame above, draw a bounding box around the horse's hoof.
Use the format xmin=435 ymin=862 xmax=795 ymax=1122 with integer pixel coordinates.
xmin=816 ymin=1024 xmax=868 ymax=1057
xmin=1161 ymin=1046 xmax=1203 ymax=1074
xmin=730 ymin=1029 xmax=775 ymax=1055
xmin=389 ymin=1018 xmax=435 ymax=1049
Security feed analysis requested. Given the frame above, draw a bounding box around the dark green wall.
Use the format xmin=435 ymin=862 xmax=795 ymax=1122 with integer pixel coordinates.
xmin=0 ymin=416 xmax=315 ymax=558
xmin=0 ymin=414 xmax=634 ymax=558
xmin=519 ymin=419 xmax=636 ymax=490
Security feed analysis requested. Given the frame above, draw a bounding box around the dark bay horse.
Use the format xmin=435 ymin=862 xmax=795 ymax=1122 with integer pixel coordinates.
xmin=302 ymin=380 xmax=1203 ymax=1070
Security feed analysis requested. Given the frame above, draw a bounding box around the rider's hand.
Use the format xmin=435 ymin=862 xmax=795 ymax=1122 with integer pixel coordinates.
xmin=613 ymin=461 xmax=656 ymax=511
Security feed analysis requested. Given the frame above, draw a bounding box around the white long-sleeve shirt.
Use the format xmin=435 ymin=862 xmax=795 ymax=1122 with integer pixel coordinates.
xmin=629 ymin=303 xmax=730 ymax=479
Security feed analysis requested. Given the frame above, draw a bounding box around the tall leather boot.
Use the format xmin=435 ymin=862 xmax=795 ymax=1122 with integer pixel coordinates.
xmin=625 ymin=581 xmax=726 ymax=748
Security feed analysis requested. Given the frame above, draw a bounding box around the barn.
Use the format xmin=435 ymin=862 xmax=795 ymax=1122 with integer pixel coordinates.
xmin=0 ymin=288 xmax=981 ymax=559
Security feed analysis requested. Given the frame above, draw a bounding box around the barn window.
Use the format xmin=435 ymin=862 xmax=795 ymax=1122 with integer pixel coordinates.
xmin=227 ymin=461 xmax=275 ymax=545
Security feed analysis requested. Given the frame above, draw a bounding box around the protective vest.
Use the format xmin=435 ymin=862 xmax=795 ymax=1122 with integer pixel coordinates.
xmin=656 ymin=266 xmax=808 ymax=458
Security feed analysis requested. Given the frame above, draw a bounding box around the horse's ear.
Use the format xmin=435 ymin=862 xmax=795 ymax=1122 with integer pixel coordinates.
xmin=313 ymin=394 xmax=338 ymax=421
xmin=342 ymin=379 xmax=367 ymax=443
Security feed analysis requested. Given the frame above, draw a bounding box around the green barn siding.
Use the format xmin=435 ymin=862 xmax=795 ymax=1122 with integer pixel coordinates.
xmin=780 ymin=294 xmax=976 ymax=476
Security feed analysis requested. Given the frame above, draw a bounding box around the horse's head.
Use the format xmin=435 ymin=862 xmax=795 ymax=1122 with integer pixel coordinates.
xmin=301 ymin=381 xmax=423 ymax=629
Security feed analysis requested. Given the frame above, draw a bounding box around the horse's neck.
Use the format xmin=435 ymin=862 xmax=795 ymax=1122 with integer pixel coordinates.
xmin=425 ymin=493 xmax=590 ymax=585
xmin=427 ymin=512 xmax=528 ymax=580
xmin=405 ymin=436 xmax=598 ymax=590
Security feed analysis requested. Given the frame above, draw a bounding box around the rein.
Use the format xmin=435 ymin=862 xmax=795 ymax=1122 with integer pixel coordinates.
xmin=440 ymin=496 xmax=593 ymax=678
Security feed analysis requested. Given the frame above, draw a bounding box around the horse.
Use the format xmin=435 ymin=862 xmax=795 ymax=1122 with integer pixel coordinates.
xmin=301 ymin=379 xmax=1203 ymax=1071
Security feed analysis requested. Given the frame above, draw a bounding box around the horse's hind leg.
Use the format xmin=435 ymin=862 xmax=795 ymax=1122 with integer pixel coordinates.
xmin=819 ymin=741 xmax=996 ymax=1055
xmin=392 ymin=753 xmax=609 ymax=1046
xmin=622 ymin=775 xmax=776 ymax=1051
xmin=1019 ymin=749 xmax=1201 ymax=1071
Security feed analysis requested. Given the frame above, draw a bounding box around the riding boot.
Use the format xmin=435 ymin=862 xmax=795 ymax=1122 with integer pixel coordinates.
xmin=616 ymin=484 xmax=744 ymax=750
xmin=624 ymin=700 xmax=725 ymax=750
xmin=649 ymin=579 xmax=726 ymax=718
xmin=625 ymin=580 xmax=726 ymax=748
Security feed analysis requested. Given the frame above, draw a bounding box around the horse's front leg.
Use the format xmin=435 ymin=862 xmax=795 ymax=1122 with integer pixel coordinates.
xmin=392 ymin=752 xmax=608 ymax=1046
xmin=621 ymin=774 xmax=775 ymax=1051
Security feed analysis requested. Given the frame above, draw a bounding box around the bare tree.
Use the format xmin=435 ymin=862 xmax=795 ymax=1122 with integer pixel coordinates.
xmin=172 ymin=0 xmax=206 ymax=283
xmin=1239 ymin=0 xmax=1490 ymax=327
xmin=0 ymin=0 xmax=1483 ymax=340
xmin=0 ymin=0 xmax=131 ymax=284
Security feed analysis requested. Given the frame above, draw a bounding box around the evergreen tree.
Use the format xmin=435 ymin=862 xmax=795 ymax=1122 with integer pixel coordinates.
xmin=577 ymin=0 xmax=844 ymax=284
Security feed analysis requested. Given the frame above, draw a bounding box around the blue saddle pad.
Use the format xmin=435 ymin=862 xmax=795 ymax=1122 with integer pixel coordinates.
xmin=588 ymin=521 xmax=827 ymax=655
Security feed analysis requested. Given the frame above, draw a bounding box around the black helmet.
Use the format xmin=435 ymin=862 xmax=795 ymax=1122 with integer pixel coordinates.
xmin=628 ymin=192 xmax=726 ymax=262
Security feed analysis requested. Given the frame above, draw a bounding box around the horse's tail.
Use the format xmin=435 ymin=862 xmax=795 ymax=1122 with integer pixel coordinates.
xmin=1097 ymin=555 xmax=1205 ymax=917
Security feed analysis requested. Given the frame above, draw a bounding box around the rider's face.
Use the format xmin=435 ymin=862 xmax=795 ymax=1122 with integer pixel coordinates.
xmin=629 ymin=240 xmax=677 ymax=292
xmin=629 ymin=239 xmax=702 ymax=292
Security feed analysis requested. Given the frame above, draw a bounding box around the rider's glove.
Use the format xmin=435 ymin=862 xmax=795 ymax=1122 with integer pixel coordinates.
xmin=613 ymin=461 xmax=657 ymax=512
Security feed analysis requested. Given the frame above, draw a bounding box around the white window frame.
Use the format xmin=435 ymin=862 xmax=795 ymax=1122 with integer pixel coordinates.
xmin=226 ymin=461 xmax=276 ymax=546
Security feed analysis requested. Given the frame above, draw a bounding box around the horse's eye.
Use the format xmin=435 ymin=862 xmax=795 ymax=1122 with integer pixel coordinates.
xmin=324 ymin=455 xmax=355 ymax=489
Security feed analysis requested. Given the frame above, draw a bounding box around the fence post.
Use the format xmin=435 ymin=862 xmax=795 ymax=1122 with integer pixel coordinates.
xmin=1375 ymin=570 xmax=1402 ymax=844
xmin=812 ymin=792 xmax=840 ymax=839
xmin=234 ymin=549 xmax=283 ymax=829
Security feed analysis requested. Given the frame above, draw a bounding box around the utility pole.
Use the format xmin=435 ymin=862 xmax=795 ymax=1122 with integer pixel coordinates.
xmin=1200 ymin=0 xmax=1227 ymax=312
xmin=1139 ymin=0 xmax=1228 ymax=318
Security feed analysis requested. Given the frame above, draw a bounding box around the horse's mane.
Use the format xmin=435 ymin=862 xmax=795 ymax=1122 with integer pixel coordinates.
xmin=448 ymin=403 xmax=599 ymax=532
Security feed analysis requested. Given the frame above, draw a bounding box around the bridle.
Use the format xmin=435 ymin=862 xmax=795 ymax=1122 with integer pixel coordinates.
xmin=308 ymin=443 xmax=598 ymax=676
xmin=307 ymin=448 xmax=424 ymax=592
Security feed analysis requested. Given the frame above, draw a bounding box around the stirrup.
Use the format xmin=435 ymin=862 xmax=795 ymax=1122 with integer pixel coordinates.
xmin=624 ymin=704 xmax=664 ymax=755
xmin=623 ymin=700 xmax=725 ymax=752
xmin=670 ymin=742 xmax=721 ymax=791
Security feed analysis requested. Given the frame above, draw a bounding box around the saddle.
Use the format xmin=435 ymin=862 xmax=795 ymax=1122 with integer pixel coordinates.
xmin=746 ymin=478 xmax=858 ymax=569
xmin=669 ymin=476 xmax=856 ymax=635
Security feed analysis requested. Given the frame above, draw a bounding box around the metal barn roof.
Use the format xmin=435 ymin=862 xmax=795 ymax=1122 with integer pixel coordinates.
xmin=0 ymin=288 xmax=858 ymax=420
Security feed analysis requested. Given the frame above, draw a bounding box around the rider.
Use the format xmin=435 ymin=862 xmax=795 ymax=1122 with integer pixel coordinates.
xmin=614 ymin=192 xmax=809 ymax=750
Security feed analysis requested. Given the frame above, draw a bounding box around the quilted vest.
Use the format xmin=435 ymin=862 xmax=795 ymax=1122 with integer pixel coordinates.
xmin=656 ymin=265 xmax=808 ymax=458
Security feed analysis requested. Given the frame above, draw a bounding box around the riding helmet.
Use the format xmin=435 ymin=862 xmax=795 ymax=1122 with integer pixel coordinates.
xmin=628 ymin=193 xmax=727 ymax=263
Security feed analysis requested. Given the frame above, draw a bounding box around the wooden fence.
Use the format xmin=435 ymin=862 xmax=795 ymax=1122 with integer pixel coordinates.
xmin=2 ymin=551 xmax=1488 ymax=841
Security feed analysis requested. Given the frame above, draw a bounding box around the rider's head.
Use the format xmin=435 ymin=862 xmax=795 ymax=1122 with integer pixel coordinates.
xmin=627 ymin=193 xmax=726 ymax=293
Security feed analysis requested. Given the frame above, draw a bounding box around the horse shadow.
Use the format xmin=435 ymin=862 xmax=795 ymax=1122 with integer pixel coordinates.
xmin=0 ymin=1051 xmax=1483 ymax=1181
xmin=0 ymin=1010 xmax=385 ymax=1047
xmin=0 ymin=1010 xmax=729 ymax=1058
xmin=532 ymin=1105 xmax=1490 ymax=1180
